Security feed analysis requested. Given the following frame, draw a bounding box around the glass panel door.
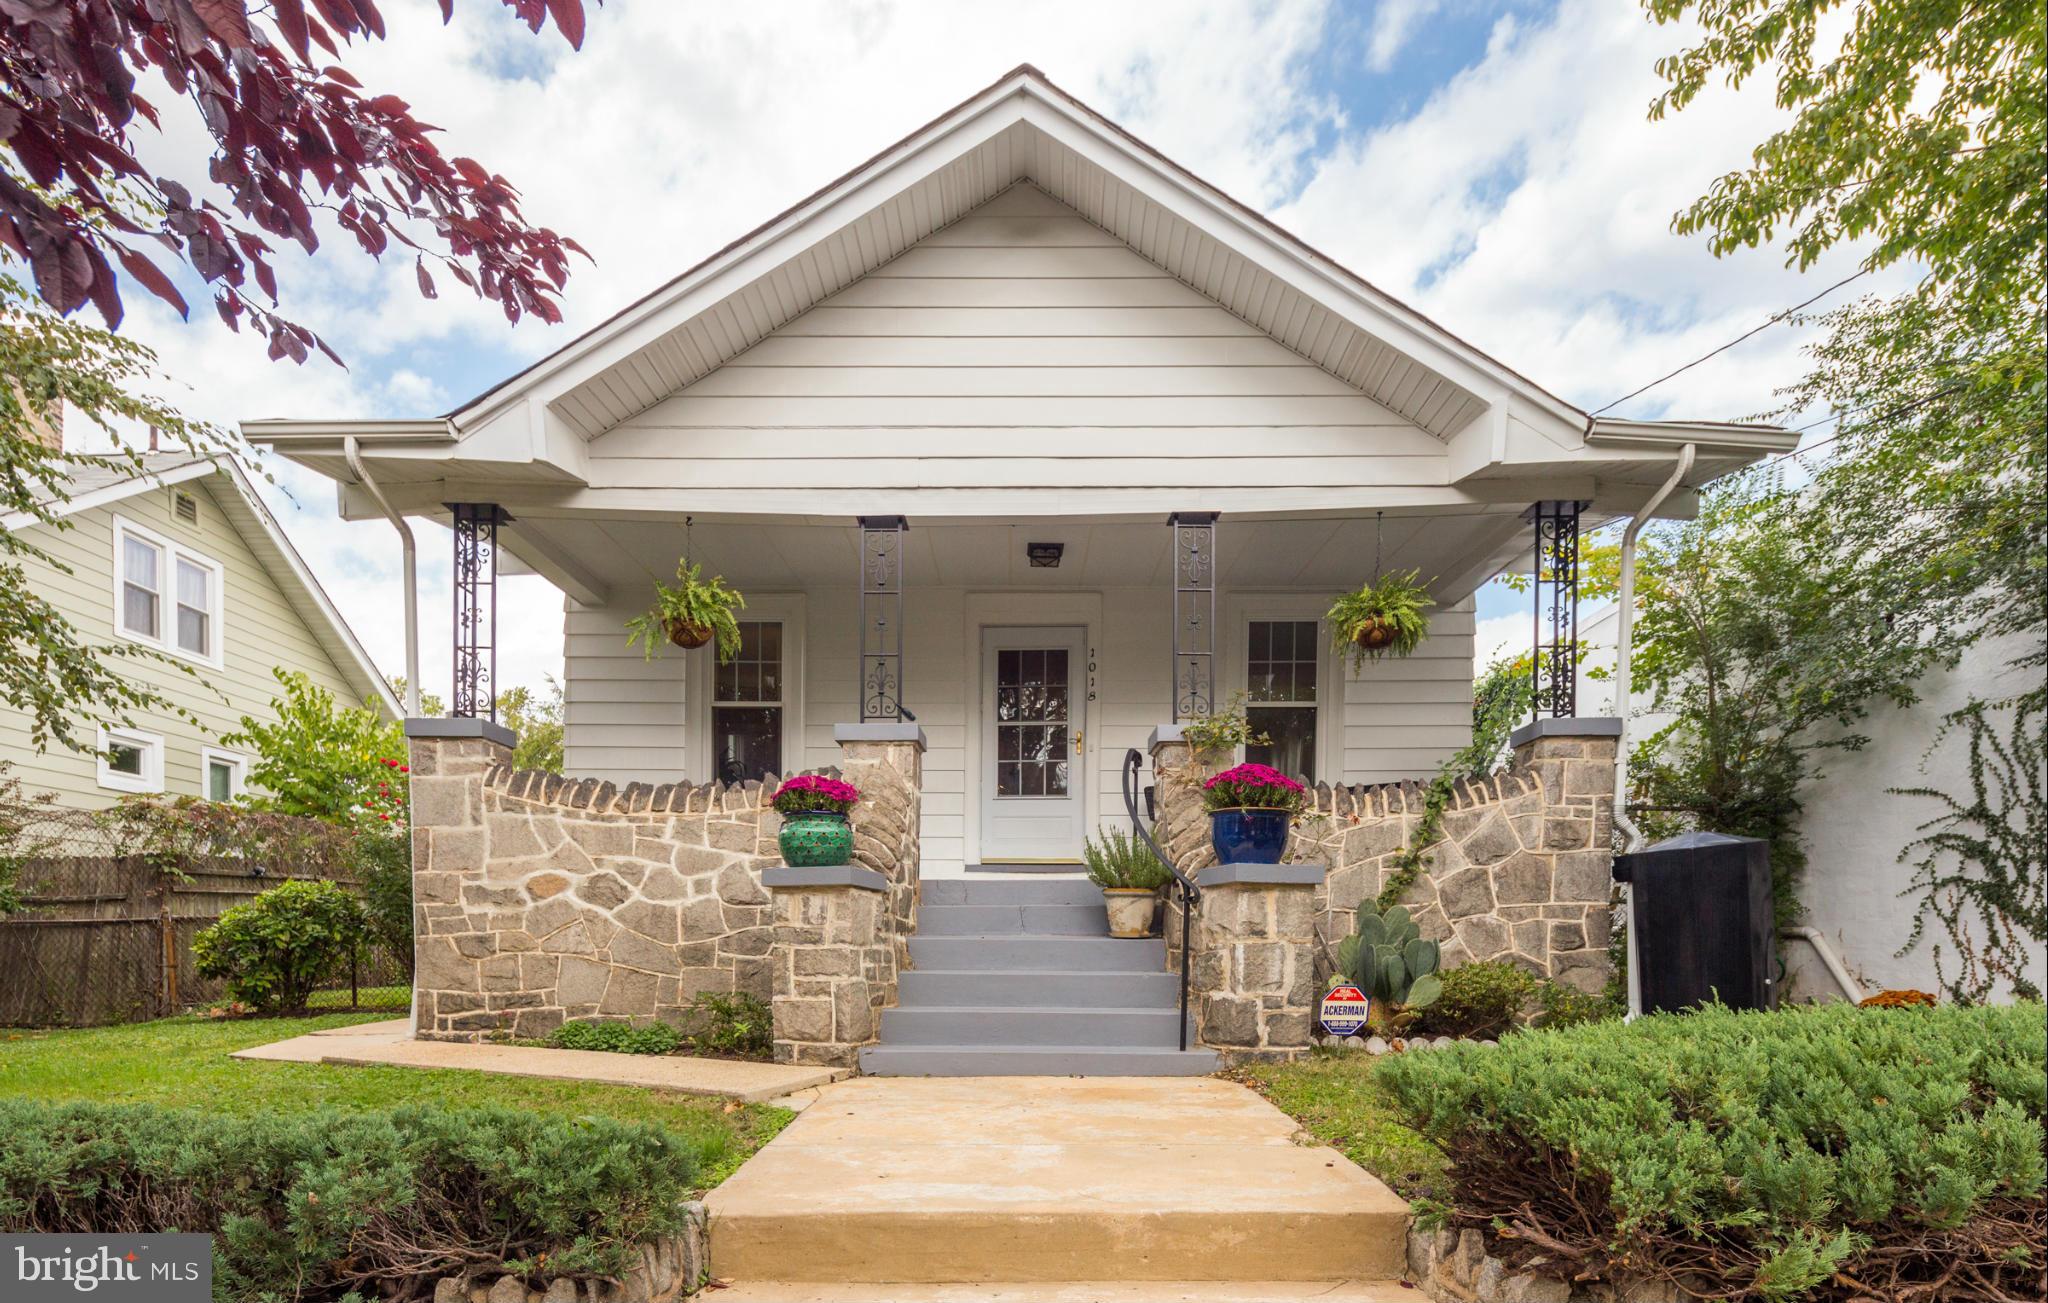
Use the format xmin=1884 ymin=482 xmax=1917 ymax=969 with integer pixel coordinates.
xmin=979 ymin=627 xmax=1087 ymax=864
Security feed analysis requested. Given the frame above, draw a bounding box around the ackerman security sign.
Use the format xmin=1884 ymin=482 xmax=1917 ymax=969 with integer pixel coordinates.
xmin=3 ymin=1234 xmax=210 ymax=1301
xmin=1318 ymin=983 xmax=1370 ymax=1038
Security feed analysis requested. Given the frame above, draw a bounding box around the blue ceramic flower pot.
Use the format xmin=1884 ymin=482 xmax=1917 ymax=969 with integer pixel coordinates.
xmin=1209 ymin=808 xmax=1292 ymax=865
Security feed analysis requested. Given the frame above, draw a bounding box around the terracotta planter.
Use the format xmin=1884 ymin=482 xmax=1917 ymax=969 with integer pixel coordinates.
xmin=665 ymin=618 xmax=714 ymax=650
xmin=1102 ymin=888 xmax=1158 ymax=939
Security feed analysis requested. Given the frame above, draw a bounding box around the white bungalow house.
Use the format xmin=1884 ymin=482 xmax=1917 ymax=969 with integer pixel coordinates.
xmin=247 ymin=65 xmax=1795 ymax=876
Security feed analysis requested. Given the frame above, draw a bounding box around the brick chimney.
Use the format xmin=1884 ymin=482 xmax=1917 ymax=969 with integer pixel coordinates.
xmin=12 ymin=387 xmax=62 ymax=452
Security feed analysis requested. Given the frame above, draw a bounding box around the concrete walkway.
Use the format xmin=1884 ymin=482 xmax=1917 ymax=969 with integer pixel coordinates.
xmin=234 ymin=1021 xmax=846 ymax=1103
xmin=704 ymin=1075 xmax=1411 ymax=1287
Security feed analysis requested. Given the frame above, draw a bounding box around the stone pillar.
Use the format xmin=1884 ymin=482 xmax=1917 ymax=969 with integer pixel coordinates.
xmin=1148 ymin=725 xmax=1219 ymax=875
xmin=1506 ymin=717 xmax=1621 ymax=993
xmin=405 ymin=717 xmax=515 ymax=1038
xmin=1190 ymin=864 xmax=1323 ymax=1062
xmin=764 ymin=866 xmax=890 ymax=1068
xmin=761 ymin=723 xmax=925 ymax=1070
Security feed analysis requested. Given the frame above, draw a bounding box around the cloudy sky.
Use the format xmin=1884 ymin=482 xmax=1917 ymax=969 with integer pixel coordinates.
xmin=81 ymin=0 xmax=1886 ymax=700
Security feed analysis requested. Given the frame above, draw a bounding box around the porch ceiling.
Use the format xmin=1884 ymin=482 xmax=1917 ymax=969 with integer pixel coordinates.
xmin=501 ymin=507 xmax=1557 ymax=606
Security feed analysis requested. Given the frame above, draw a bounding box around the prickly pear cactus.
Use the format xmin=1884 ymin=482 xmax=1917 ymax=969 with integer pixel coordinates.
xmin=1337 ymin=905 xmax=1442 ymax=1029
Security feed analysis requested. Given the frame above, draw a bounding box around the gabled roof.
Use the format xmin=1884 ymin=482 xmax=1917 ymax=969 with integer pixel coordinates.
xmin=444 ymin=64 xmax=1596 ymax=443
xmin=7 ymin=453 xmax=401 ymax=719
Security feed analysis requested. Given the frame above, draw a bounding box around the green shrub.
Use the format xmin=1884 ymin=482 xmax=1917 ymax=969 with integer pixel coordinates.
xmin=1533 ymin=977 xmax=1621 ymax=1029
xmin=1415 ymin=960 xmax=1537 ymax=1039
xmin=1083 ymin=826 xmax=1170 ymax=891
xmin=686 ymin=992 xmax=773 ymax=1060
xmin=1378 ymin=1002 xmax=2046 ymax=1301
xmin=0 ymin=1099 xmax=695 ymax=1295
xmin=547 ymin=1019 xmax=684 ymax=1055
xmin=191 ymin=878 xmax=365 ymax=1013
xmin=355 ymin=830 xmax=413 ymax=974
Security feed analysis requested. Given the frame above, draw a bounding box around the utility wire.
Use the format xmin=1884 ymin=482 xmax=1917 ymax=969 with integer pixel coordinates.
xmin=1589 ymin=269 xmax=1871 ymax=416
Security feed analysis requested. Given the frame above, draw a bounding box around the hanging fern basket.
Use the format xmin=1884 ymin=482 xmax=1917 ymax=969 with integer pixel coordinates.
xmin=1351 ymin=615 xmax=1400 ymax=652
xmin=664 ymin=618 xmax=714 ymax=650
xmin=1326 ymin=568 xmax=1436 ymax=668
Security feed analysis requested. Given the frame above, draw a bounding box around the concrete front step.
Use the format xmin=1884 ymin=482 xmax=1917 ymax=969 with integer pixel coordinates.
xmin=880 ymin=1005 xmax=1188 ymax=1047
xmin=918 ymin=903 xmax=1109 ymax=936
xmin=909 ymin=935 xmax=1165 ymax=972
xmin=858 ymin=1044 xmax=1217 ymax=1076
xmin=924 ymin=878 xmax=1104 ymax=906
xmin=704 ymin=1077 xmax=1408 ymax=1283
xmin=707 ymin=1283 xmax=1416 ymax=1301
xmin=898 ymin=969 xmax=1180 ymax=1008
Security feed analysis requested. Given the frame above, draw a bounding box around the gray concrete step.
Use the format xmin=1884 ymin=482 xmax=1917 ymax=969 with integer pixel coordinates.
xmin=917 ymin=903 xmax=1109 ymax=936
xmin=880 ymin=1005 xmax=1188 ymax=1047
xmin=897 ymin=969 xmax=1180 ymax=1008
xmin=909 ymin=935 xmax=1165 ymax=972
xmin=923 ymin=878 xmax=1105 ymax=907
xmin=858 ymin=1044 xmax=1219 ymax=1076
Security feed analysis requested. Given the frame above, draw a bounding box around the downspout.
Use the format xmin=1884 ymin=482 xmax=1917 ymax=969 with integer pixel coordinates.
xmin=1613 ymin=442 xmax=1694 ymax=1020
xmin=1782 ymin=926 xmax=1866 ymax=1003
xmin=343 ymin=436 xmax=419 ymax=716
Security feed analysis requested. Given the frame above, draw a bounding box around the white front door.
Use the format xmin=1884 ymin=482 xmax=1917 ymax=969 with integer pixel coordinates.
xmin=978 ymin=626 xmax=1086 ymax=864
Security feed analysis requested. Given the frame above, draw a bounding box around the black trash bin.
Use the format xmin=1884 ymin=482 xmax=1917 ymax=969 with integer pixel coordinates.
xmin=1612 ymin=830 xmax=1775 ymax=1013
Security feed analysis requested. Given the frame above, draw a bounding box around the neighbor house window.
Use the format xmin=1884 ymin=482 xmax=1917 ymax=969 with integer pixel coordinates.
xmin=711 ymin=621 xmax=782 ymax=784
xmin=201 ymin=748 xmax=246 ymax=802
xmin=114 ymin=517 xmax=222 ymax=665
xmin=1245 ymin=619 xmax=1318 ymax=783
xmin=96 ymin=726 xmax=164 ymax=794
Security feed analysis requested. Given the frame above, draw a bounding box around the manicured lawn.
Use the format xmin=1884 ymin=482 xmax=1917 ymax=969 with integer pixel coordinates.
xmin=0 ymin=1012 xmax=791 ymax=1191
xmin=1234 ymin=1049 xmax=1449 ymax=1200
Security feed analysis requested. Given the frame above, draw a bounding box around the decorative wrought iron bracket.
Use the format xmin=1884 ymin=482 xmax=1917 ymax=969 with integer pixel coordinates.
xmin=858 ymin=516 xmax=908 ymax=722
xmin=1168 ymin=512 xmax=1218 ymax=722
xmin=449 ymin=503 xmax=509 ymax=721
xmin=1526 ymin=500 xmax=1586 ymax=719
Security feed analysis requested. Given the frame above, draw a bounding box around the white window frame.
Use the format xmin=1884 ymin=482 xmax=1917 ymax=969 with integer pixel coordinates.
xmin=1223 ymin=596 xmax=1342 ymax=783
xmin=686 ymin=595 xmax=806 ymax=785
xmin=200 ymin=747 xmax=249 ymax=802
xmin=111 ymin=515 xmax=225 ymax=668
xmin=96 ymin=725 xmax=165 ymax=794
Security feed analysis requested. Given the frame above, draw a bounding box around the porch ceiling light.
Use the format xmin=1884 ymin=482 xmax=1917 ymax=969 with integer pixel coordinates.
xmin=1026 ymin=542 xmax=1064 ymax=568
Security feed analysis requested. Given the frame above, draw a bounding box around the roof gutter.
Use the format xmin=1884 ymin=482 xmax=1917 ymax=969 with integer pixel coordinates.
xmin=1614 ymin=441 xmax=1694 ymax=1021
xmin=344 ymin=436 xmax=419 ymax=716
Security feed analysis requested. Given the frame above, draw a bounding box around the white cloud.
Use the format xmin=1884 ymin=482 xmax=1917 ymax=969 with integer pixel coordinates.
xmin=68 ymin=0 xmax=1895 ymax=712
xmin=1367 ymin=0 xmax=1444 ymax=72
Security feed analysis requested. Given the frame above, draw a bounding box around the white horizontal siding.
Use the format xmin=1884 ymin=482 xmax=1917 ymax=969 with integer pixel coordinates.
xmin=559 ymin=580 xmax=1476 ymax=869
xmin=587 ymin=186 xmax=1446 ymax=496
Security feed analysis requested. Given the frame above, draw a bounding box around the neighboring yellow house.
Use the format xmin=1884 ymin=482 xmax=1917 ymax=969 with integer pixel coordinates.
xmin=1 ymin=453 xmax=398 ymax=810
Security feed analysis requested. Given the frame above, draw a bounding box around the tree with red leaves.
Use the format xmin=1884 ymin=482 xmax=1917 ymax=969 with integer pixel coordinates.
xmin=0 ymin=0 xmax=592 ymax=362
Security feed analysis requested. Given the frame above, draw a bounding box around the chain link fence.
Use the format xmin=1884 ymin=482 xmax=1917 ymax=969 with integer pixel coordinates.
xmin=0 ymin=791 xmax=411 ymax=1027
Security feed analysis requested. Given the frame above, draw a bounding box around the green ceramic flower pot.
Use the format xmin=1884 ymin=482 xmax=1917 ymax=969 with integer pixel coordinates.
xmin=778 ymin=810 xmax=853 ymax=867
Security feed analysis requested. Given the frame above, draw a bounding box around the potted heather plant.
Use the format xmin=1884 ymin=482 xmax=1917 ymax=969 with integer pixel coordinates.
xmin=1201 ymin=762 xmax=1305 ymax=864
xmin=1082 ymin=827 xmax=1171 ymax=937
xmin=771 ymin=775 xmax=860 ymax=867
xmin=624 ymin=560 xmax=746 ymax=663
xmin=1327 ymin=569 xmax=1434 ymax=666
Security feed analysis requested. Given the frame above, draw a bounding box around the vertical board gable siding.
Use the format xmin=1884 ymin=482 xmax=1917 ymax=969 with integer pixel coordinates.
xmin=587 ymin=196 xmax=1446 ymax=493
xmin=0 ymin=481 xmax=362 ymax=810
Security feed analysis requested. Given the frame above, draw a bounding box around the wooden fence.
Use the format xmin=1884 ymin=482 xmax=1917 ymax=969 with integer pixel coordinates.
xmin=0 ymin=852 xmax=409 ymax=1027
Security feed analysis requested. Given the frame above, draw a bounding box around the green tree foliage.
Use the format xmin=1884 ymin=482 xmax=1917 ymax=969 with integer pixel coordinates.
xmin=1628 ymin=474 xmax=1954 ymax=923
xmin=500 ymin=677 xmax=566 ymax=773
xmin=191 ymin=879 xmax=365 ymax=1014
xmin=0 ymin=1099 xmax=698 ymax=1292
xmin=223 ymin=669 xmax=407 ymax=827
xmin=1381 ymin=1001 xmax=2046 ymax=1300
xmin=0 ymin=277 xmax=238 ymax=753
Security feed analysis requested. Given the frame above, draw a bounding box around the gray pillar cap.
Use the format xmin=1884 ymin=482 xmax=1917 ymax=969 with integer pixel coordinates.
xmin=405 ymin=716 xmax=516 ymax=748
xmin=1508 ymin=717 xmax=1623 ymax=748
xmin=762 ymin=865 xmax=888 ymax=891
xmin=834 ymin=723 xmax=927 ymax=749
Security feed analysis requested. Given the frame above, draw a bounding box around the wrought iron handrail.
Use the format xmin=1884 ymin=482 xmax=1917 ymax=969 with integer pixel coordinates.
xmin=1122 ymin=747 xmax=1199 ymax=1052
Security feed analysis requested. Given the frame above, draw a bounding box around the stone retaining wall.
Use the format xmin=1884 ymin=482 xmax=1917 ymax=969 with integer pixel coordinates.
xmin=1151 ymin=722 xmax=1618 ymax=995
xmin=429 ymin=1204 xmax=705 ymax=1303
